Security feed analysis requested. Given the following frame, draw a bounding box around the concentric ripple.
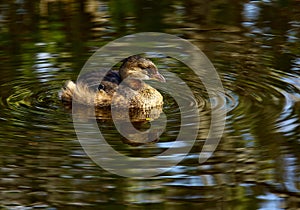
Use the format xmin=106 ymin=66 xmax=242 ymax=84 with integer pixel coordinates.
xmin=0 ymin=77 xmax=71 ymax=133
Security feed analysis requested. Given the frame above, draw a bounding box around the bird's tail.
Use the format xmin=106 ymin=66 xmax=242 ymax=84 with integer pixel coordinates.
xmin=59 ymin=80 xmax=96 ymax=106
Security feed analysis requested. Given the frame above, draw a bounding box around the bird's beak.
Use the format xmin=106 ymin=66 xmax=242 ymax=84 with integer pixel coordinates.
xmin=151 ymin=72 xmax=166 ymax=82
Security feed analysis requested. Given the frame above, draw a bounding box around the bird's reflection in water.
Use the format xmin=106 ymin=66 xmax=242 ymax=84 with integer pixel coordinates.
xmin=100 ymin=105 xmax=165 ymax=146
xmin=70 ymin=103 xmax=165 ymax=146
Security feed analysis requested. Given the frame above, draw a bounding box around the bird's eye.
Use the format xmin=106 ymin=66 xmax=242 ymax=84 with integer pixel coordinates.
xmin=98 ymin=84 xmax=105 ymax=90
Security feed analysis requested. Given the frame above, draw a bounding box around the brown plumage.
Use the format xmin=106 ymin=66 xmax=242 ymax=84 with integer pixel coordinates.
xmin=59 ymin=55 xmax=165 ymax=109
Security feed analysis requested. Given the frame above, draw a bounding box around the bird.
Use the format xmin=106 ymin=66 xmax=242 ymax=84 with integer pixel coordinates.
xmin=59 ymin=55 xmax=166 ymax=109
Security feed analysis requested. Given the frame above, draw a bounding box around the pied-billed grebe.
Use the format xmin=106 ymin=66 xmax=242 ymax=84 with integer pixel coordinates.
xmin=59 ymin=55 xmax=166 ymax=109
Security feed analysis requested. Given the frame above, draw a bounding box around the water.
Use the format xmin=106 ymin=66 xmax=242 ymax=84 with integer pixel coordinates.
xmin=0 ymin=0 xmax=300 ymax=209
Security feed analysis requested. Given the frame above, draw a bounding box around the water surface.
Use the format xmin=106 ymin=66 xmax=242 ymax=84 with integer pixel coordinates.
xmin=0 ymin=0 xmax=299 ymax=209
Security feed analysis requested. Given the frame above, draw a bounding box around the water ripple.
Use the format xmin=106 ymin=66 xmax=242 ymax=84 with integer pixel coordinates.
xmin=0 ymin=77 xmax=70 ymax=134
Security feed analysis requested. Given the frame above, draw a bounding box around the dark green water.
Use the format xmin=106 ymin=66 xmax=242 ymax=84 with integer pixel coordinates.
xmin=0 ymin=0 xmax=299 ymax=209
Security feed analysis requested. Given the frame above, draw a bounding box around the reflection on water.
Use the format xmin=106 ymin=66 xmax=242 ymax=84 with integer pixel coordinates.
xmin=0 ymin=0 xmax=299 ymax=209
